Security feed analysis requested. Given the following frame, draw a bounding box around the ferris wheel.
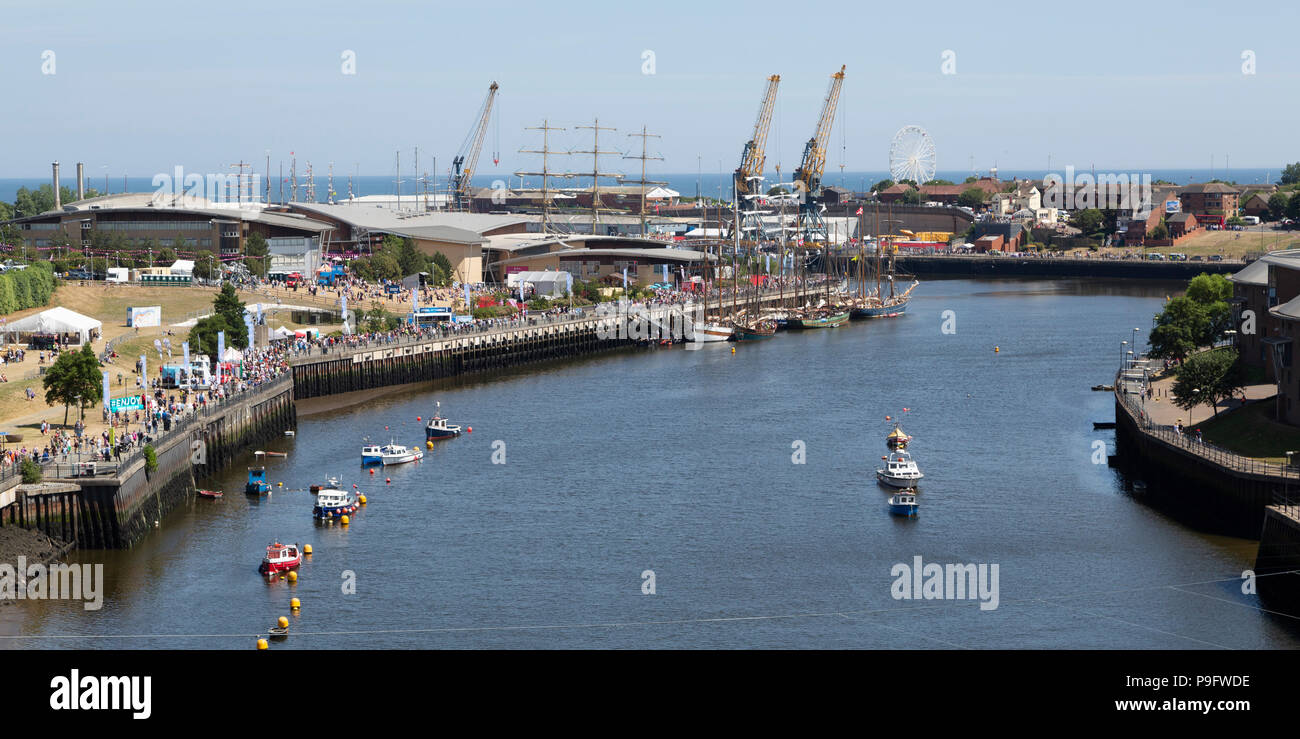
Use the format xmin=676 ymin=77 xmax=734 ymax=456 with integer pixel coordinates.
xmin=889 ymin=125 xmax=937 ymax=184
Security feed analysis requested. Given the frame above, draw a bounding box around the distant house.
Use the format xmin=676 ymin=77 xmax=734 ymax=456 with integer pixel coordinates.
xmin=1242 ymin=192 xmax=1272 ymax=220
xmin=1178 ymin=183 xmax=1240 ymax=227
xmin=1166 ymin=212 xmax=1198 ymax=237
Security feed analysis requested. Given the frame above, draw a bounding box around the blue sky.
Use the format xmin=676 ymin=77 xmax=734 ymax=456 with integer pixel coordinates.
xmin=2 ymin=0 xmax=1298 ymax=180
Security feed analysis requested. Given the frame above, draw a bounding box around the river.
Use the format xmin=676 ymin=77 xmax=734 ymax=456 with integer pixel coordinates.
xmin=3 ymin=277 xmax=1295 ymax=649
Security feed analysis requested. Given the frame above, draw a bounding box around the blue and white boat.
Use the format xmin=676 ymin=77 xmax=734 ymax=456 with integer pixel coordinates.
xmin=246 ymin=467 xmax=271 ymax=496
xmin=425 ymin=402 xmax=463 ymax=440
xmin=888 ymin=492 xmax=918 ymax=517
xmin=313 ymin=484 xmax=360 ymax=521
xmin=362 ymin=442 xmax=423 ymax=465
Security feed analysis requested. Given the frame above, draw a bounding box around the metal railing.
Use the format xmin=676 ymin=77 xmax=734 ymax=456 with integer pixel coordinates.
xmin=1115 ymin=376 xmax=1300 ymax=480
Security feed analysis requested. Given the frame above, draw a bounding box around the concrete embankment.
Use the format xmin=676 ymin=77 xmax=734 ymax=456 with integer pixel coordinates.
xmin=0 ymin=376 xmax=296 ymax=549
xmin=894 ymin=255 xmax=1240 ymax=279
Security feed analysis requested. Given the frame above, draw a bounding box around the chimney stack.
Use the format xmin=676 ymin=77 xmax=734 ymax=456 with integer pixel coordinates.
xmin=76 ymin=162 xmax=85 ymax=201
xmin=52 ymin=162 xmax=61 ymax=210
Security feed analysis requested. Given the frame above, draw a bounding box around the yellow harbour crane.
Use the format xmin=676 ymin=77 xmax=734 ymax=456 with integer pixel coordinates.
xmin=792 ymin=65 xmax=845 ymax=243
xmin=733 ymin=74 xmax=780 ymax=245
xmin=451 ymin=81 xmax=499 ymax=211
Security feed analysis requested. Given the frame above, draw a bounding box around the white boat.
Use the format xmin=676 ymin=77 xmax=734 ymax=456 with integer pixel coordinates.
xmin=691 ymin=321 xmax=734 ymax=342
xmin=876 ymin=449 xmax=924 ymax=488
xmin=361 ymin=442 xmax=424 ymax=465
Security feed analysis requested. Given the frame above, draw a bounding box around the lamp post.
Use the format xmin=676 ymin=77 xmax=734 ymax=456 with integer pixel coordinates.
xmin=1121 ymin=339 xmax=1128 ymax=368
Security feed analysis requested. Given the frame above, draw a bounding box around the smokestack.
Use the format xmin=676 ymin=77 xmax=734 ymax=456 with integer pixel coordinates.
xmin=76 ymin=162 xmax=85 ymax=201
xmin=52 ymin=161 xmax=61 ymax=210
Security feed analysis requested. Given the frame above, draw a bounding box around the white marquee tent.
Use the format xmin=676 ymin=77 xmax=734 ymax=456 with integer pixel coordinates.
xmin=5 ymin=307 xmax=104 ymax=344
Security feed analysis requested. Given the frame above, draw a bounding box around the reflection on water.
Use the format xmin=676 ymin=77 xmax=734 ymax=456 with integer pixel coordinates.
xmin=4 ymin=279 xmax=1295 ymax=649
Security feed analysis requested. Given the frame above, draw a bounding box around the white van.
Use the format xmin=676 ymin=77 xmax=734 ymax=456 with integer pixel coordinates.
xmin=106 ymin=267 xmax=130 ymax=283
xmin=1243 ymin=216 xmax=1261 ymax=226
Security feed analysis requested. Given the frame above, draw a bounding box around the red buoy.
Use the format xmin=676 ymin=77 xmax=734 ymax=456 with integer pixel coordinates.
xmin=417 ymin=416 xmax=422 ymax=421
xmin=369 ymin=469 xmax=374 ymax=475
xmin=467 ymin=426 xmax=472 ymax=433
xmin=385 ymin=478 xmax=391 ymax=484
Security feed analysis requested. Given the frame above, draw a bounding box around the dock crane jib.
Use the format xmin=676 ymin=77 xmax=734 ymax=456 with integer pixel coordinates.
xmin=452 ymin=81 xmax=499 ymax=211
xmin=734 ymin=74 xmax=780 ymax=244
xmin=793 ymin=65 xmax=845 ymax=243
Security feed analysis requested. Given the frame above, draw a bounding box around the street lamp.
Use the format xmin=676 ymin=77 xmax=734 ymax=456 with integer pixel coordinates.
xmin=1121 ymin=339 xmax=1128 ymax=368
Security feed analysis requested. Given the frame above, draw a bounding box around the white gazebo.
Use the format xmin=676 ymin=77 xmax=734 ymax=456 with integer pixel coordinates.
xmin=5 ymin=307 xmax=104 ymax=345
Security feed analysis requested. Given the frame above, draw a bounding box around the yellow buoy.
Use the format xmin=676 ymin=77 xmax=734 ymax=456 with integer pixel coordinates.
xmin=287 ymin=570 xmax=297 ymax=582
xmin=278 ymin=616 xmax=289 ymax=629
xmin=277 ymin=482 xmax=283 ymax=487
xmin=290 ymin=597 xmax=301 ymax=610
xmin=341 ymin=515 xmax=350 ymax=525
xmin=426 ymin=441 xmax=433 ymax=449
xmin=257 ymin=638 xmax=269 ymax=650
xmin=731 ymin=347 xmax=736 ymax=354
xmin=994 ymin=346 xmax=1000 ymax=353
xmin=359 ymin=494 xmax=367 ymax=505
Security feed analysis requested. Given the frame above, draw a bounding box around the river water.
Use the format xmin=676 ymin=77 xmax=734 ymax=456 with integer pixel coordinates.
xmin=4 ymin=278 xmax=1296 ymax=649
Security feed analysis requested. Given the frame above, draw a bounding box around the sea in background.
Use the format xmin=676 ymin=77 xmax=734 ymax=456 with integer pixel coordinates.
xmin=0 ymin=168 xmax=1280 ymax=207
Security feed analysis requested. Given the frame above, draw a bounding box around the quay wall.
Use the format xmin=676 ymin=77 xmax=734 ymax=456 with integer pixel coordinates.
xmin=893 ymin=256 xmax=1241 ymax=280
xmin=1113 ymin=393 xmax=1284 ymax=537
xmin=0 ymin=376 xmax=298 ymax=549
xmin=1255 ymin=507 xmax=1300 ymax=610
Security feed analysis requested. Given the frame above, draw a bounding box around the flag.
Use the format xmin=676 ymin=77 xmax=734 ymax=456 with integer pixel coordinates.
xmin=217 ymin=332 xmax=225 ymax=382
xmin=102 ymin=371 xmax=110 ymax=412
xmin=182 ymin=342 xmax=190 ymax=386
xmin=855 ymin=207 xmax=864 ymax=215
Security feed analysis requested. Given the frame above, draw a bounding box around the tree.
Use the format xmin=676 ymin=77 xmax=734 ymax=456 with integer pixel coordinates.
xmin=923 ymin=179 xmax=955 ymax=186
xmin=212 ymin=283 xmax=248 ymax=349
xmin=1172 ymin=348 xmax=1244 ymax=417
xmin=1287 ymin=193 xmax=1300 ymax=221
xmin=42 ymin=344 xmax=102 ymax=426
xmin=963 ymin=176 xmax=978 ymax=184
xmin=1268 ymin=192 xmax=1290 ymax=221
xmin=193 ymin=249 xmax=216 ymax=279
xmin=901 ymin=188 xmax=923 ymax=205
xmin=766 ymin=185 xmax=788 ymax=196
xmin=1281 ymin=162 xmax=1300 ymax=186
xmin=1148 ymin=219 xmax=1168 ymax=240
xmin=1071 ymin=208 xmax=1104 ymax=236
xmin=389 ymin=235 xmax=431 ymax=277
xmin=1148 ymin=296 xmax=1209 ymax=361
xmin=430 ymin=251 xmax=453 ymax=286
xmin=188 ymin=315 xmax=231 ymax=358
xmin=158 ymin=246 xmax=178 ymax=265
xmin=957 ymin=187 xmax=986 ymax=208
xmin=243 ymin=232 xmax=269 ymax=278
xmin=870 ymin=179 xmax=896 ymax=193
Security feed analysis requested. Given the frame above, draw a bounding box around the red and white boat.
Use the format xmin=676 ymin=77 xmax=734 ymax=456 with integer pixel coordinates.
xmin=259 ymin=542 xmax=302 ymax=575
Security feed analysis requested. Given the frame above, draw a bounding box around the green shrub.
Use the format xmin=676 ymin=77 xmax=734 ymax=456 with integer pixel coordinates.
xmin=19 ymin=457 xmax=41 ymax=484
xmin=143 ymin=444 xmax=158 ymax=474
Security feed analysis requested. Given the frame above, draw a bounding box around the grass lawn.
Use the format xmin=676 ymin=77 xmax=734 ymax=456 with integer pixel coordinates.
xmin=1195 ymin=398 xmax=1300 ymax=463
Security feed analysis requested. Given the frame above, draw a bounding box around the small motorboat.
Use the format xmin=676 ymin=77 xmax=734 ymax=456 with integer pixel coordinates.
xmin=196 ymin=489 xmax=223 ymax=499
xmin=259 ymin=541 xmax=302 ymax=574
xmin=313 ymin=485 xmax=360 ymax=521
xmin=284 ymin=430 xmax=296 ymax=437
xmin=362 ymin=442 xmax=423 ymax=465
xmin=425 ymin=402 xmax=463 ymax=440
xmin=888 ymin=492 xmax=919 ymax=517
xmin=265 ymin=451 xmax=288 ymax=458
xmin=876 ymin=449 xmax=924 ymax=488
xmin=246 ymin=467 xmax=271 ymax=496
xmin=1091 ymin=384 xmax=1115 ymax=392
xmin=267 ymin=625 xmax=289 ymax=640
